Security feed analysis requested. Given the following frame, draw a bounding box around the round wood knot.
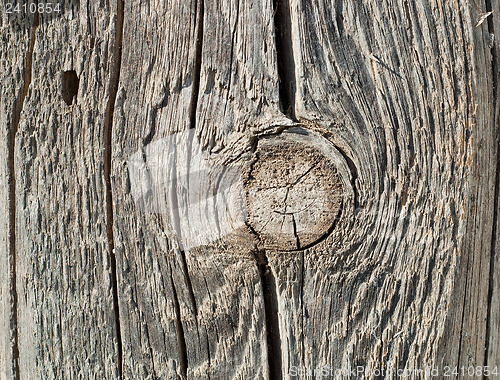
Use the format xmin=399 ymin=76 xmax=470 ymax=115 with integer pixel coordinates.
xmin=245 ymin=127 xmax=344 ymax=251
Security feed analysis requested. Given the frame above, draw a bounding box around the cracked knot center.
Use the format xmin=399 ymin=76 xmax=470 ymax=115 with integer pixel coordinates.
xmin=245 ymin=129 xmax=343 ymax=251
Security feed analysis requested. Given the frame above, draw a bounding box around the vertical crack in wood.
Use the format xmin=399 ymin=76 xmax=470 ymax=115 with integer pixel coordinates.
xmin=484 ymin=0 xmax=498 ymax=371
xmin=168 ymin=135 xmax=198 ymax=373
xmin=299 ymin=250 xmax=305 ymax=367
xmin=170 ymin=273 xmax=188 ymax=379
xmin=256 ymin=251 xmax=283 ymax=380
xmin=180 ymin=251 xmax=198 ymax=317
xmin=181 ymin=0 xmax=204 ymax=318
xmin=452 ymin=0 xmax=474 ymax=369
xmin=165 ymin=134 xmax=198 ymax=318
xmin=273 ymin=0 xmax=296 ymax=119
xmin=456 ymin=258 xmax=471 ymax=369
xmin=176 ymin=1 xmax=209 ymax=371
xmin=103 ymin=0 xmax=124 ymax=376
xmin=8 ymin=9 xmax=39 ymax=380
xmin=225 ymin=0 xmax=240 ymax=104
xmin=291 ymin=215 xmax=300 ymax=250
xmin=189 ymin=0 xmax=204 ymax=131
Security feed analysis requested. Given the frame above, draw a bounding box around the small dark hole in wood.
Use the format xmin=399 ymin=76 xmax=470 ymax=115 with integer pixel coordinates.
xmin=61 ymin=70 xmax=79 ymax=106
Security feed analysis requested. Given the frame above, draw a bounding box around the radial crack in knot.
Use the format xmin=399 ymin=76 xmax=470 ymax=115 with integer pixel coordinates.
xmin=245 ymin=127 xmax=345 ymax=251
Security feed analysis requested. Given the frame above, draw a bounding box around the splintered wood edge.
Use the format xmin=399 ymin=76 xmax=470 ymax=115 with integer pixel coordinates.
xmin=244 ymin=127 xmax=354 ymax=251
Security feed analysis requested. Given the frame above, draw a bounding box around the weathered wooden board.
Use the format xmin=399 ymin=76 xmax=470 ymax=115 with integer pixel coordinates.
xmin=112 ymin=0 xmax=500 ymax=377
xmin=110 ymin=0 xmax=289 ymax=377
xmin=1 ymin=0 xmax=499 ymax=378
xmin=1 ymin=2 xmax=123 ymax=378
xmin=0 ymin=9 xmax=34 ymax=379
xmin=189 ymin=0 xmax=288 ymax=377
xmin=110 ymin=1 xmax=204 ymax=377
xmin=487 ymin=0 xmax=500 ymax=370
xmin=276 ymin=0 xmax=498 ymax=376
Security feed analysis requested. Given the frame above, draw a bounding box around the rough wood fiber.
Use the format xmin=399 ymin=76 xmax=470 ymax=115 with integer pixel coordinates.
xmin=194 ymin=0 xmax=288 ymax=148
xmin=1 ymin=0 xmax=498 ymax=379
xmin=189 ymin=0 xmax=290 ymax=377
xmin=0 ymin=10 xmax=34 ymax=379
xmin=110 ymin=1 xmax=212 ymax=378
xmin=273 ymin=0 xmax=498 ymax=376
xmin=491 ymin=155 xmax=500 ymax=366
xmin=487 ymin=0 xmax=500 ymax=369
xmin=3 ymin=2 xmax=122 ymax=378
xmin=110 ymin=0 xmax=286 ymax=377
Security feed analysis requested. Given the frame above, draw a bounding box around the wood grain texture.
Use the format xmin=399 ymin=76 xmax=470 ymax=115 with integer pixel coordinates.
xmin=486 ymin=0 xmax=500 ymax=369
xmin=110 ymin=0 xmax=286 ymax=377
xmin=190 ymin=0 xmax=289 ymax=376
xmin=6 ymin=2 xmax=122 ymax=378
xmin=110 ymin=1 xmax=207 ymax=378
xmin=1 ymin=0 xmax=498 ymax=378
xmin=276 ymin=0 xmax=498 ymax=376
xmin=0 ymin=10 xmax=35 ymax=379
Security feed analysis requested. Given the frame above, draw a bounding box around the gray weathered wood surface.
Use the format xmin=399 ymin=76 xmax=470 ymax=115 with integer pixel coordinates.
xmin=1 ymin=0 xmax=499 ymax=379
xmin=2 ymin=2 xmax=121 ymax=379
